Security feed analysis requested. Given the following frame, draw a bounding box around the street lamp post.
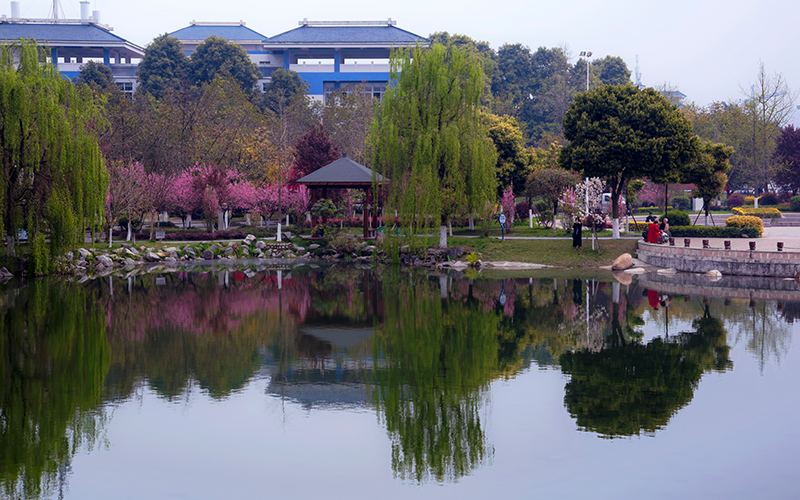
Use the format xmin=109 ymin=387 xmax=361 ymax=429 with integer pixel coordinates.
xmin=579 ymin=51 xmax=593 ymax=247
xmin=579 ymin=51 xmax=593 ymax=91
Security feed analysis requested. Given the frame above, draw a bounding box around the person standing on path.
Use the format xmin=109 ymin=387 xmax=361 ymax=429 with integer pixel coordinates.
xmin=572 ymin=221 xmax=583 ymax=250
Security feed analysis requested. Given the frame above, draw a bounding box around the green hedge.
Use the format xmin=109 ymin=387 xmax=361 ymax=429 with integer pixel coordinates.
xmin=669 ymin=226 xmax=760 ymax=238
xmin=665 ymin=210 xmax=690 ymax=227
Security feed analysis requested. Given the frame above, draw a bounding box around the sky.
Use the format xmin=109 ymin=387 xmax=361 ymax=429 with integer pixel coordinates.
xmin=10 ymin=0 xmax=800 ymax=121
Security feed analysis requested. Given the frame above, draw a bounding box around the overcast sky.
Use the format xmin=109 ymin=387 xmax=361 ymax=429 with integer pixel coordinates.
xmin=12 ymin=0 xmax=800 ymax=121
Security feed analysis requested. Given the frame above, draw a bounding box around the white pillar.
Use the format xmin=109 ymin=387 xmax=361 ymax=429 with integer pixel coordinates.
xmin=529 ymin=209 xmax=533 ymax=228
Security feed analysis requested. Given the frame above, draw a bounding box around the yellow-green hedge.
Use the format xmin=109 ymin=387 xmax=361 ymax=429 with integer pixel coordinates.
xmin=725 ymin=215 xmax=764 ymax=236
xmin=731 ymin=207 xmax=782 ymax=219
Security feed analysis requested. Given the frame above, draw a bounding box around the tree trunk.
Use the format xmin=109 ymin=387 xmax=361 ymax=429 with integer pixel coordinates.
xmin=439 ymin=224 xmax=447 ymax=248
xmin=468 ymin=213 xmax=474 ymax=230
xmin=109 ymin=226 xmax=113 ymax=248
xmin=5 ymin=235 xmax=14 ymax=257
xmin=612 ymin=218 xmax=620 ymax=239
xmin=126 ymin=220 xmax=132 ymax=242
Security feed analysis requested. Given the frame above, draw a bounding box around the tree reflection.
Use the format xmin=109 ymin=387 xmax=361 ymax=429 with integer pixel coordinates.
xmin=559 ymin=302 xmax=732 ymax=438
xmin=373 ymin=272 xmax=497 ymax=482
xmin=0 ymin=280 xmax=110 ymax=500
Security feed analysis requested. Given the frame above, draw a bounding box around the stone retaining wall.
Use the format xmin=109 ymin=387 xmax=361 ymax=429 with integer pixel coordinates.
xmin=638 ymin=272 xmax=800 ymax=302
xmin=637 ymin=241 xmax=800 ymax=277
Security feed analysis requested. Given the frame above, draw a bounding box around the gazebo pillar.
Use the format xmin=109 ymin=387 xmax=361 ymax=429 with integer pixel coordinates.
xmin=363 ymin=187 xmax=372 ymax=238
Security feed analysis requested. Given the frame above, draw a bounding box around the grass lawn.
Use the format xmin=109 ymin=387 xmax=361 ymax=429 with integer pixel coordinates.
xmin=447 ymin=236 xmax=639 ymax=268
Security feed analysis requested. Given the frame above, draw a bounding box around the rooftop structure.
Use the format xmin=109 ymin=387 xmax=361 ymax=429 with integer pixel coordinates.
xmin=265 ymin=19 xmax=428 ymax=101
xmin=170 ymin=18 xmax=429 ymax=101
xmin=0 ymin=1 xmax=143 ymax=93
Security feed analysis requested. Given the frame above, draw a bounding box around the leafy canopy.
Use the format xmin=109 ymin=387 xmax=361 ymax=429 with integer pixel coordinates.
xmin=560 ymin=85 xmax=698 ymax=222
xmin=136 ymin=33 xmax=190 ymax=100
xmin=76 ymin=60 xmax=114 ymax=90
xmin=190 ymin=35 xmax=260 ymax=93
xmin=0 ymin=41 xmax=108 ymax=272
xmin=369 ymin=43 xmax=497 ymax=242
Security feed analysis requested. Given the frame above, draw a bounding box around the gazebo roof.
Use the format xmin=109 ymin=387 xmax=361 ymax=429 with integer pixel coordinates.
xmin=294 ymin=156 xmax=388 ymax=187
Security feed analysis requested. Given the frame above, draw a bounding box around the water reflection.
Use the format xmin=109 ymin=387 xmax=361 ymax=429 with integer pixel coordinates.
xmin=0 ymin=281 xmax=109 ymax=500
xmin=0 ymin=268 xmax=798 ymax=497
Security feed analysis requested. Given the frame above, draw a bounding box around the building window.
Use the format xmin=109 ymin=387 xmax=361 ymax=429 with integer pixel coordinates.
xmin=324 ymin=82 xmax=387 ymax=103
xmin=116 ymin=82 xmax=134 ymax=94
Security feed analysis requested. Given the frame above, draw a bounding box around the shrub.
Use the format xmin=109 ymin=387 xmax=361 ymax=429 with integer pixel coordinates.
xmin=790 ymin=195 xmax=800 ymax=212
xmin=671 ymin=196 xmax=691 ymax=211
xmin=534 ymin=200 xmax=553 ymax=228
xmin=731 ymin=207 xmax=782 ymax=219
xmin=664 ymin=210 xmax=690 ymax=227
xmin=725 ymin=215 xmax=764 ymax=236
xmin=779 ymin=192 xmax=793 ymax=203
xmin=629 ymin=221 xmax=652 ymax=232
xmin=330 ymin=233 xmax=360 ymax=254
xmin=759 ymin=192 xmax=779 ymax=206
xmin=726 ymin=193 xmax=745 ymax=208
xmin=515 ymin=202 xmax=530 ymax=221
xmin=670 ymin=226 xmax=760 ymax=238
xmin=744 ymin=196 xmax=755 ymax=205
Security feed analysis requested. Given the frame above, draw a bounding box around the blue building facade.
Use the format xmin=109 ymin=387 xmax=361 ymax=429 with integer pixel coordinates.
xmin=0 ymin=1 xmax=144 ymax=92
xmin=171 ymin=19 xmax=429 ymax=101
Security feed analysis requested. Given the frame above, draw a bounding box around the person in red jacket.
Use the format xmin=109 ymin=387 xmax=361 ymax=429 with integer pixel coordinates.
xmin=647 ymin=222 xmax=662 ymax=243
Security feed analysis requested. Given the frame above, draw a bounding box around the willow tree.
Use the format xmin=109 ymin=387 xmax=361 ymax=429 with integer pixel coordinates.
xmin=0 ymin=41 xmax=108 ymax=272
xmin=370 ymin=43 xmax=497 ymax=247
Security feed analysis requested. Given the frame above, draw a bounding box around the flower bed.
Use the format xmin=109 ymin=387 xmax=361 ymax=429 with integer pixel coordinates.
xmin=725 ymin=215 xmax=764 ymax=236
xmin=731 ymin=207 xmax=782 ymax=219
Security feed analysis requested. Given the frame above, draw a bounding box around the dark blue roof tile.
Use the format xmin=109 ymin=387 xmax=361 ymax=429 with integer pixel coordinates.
xmin=170 ymin=24 xmax=268 ymax=42
xmin=267 ymin=25 xmax=428 ymax=45
xmin=0 ymin=22 xmax=131 ymax=43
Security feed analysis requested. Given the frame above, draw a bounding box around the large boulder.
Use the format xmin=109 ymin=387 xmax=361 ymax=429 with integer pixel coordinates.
xmin=201 ymin=249 xmax=215 ymax=260
xmin=96 ymin=255 xmax=114 ymax=268
xmin=144 ymin=252 xmax=161 ymax=262
xmin=611 ymin=253 xmax=633 ymax=271
xmin=612 ymin=271 xmax=633 ymax=285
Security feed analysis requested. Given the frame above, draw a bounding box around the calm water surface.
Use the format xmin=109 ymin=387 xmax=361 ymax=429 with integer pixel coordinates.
xmin=1 ymin=266 xmax=798 ymax=499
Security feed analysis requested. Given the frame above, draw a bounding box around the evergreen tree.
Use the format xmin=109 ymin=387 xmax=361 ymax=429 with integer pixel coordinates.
xmin=370 ymin=43 xmax=497 ymax=248
xmin=190 ymin=35 xmax=260 ymax=94
xmin=76 ymin=60 xmax=114 ymax=90
xmin=136 ymin=33 xmax=190 ymax=100
xmin=0 ymin=41 xmax=108 ymax=272
xmin=260 ymin=68 xmax=305 ymax=115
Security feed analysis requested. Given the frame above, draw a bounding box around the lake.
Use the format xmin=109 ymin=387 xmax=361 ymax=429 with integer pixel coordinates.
xmin=1 ymin=265 xmax=798 ymax=499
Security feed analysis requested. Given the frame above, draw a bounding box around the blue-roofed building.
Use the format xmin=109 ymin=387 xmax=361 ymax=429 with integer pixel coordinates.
xmin=0 ymin=1 xmax=143 ymax=93
xmin=263 ymin=19 xmax=429 ymax=102
xmin=170 ymin=18 xmax=428 ymax=101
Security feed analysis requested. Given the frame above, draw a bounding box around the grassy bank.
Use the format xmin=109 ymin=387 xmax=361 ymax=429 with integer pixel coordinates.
xmin=447 ymin=236 xmax=639 ymax=267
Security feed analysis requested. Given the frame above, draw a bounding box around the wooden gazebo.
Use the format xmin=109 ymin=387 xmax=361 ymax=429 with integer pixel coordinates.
xmin=294 ymin=156 xmax=389 ymax=238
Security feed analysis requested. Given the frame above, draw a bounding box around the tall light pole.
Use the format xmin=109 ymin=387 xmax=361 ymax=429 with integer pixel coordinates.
xmin=579 ymin=51 xmax=593 ymax=91
xmin=579 ymin=51 xmax=593 ymax=247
